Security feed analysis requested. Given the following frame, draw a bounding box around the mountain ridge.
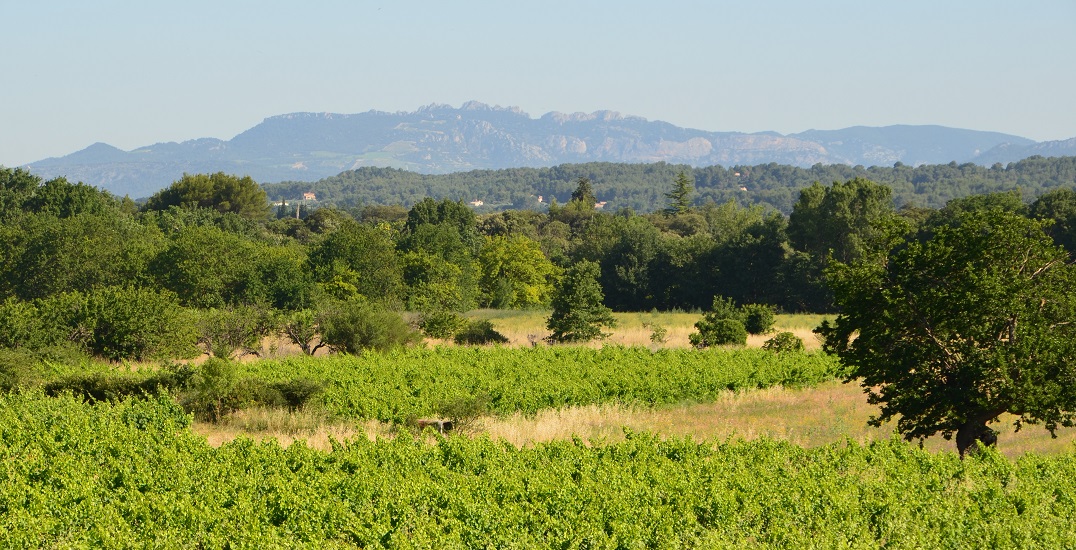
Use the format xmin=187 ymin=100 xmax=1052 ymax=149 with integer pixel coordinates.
xmin=19 ymin=101 xmax=1070 ymax=199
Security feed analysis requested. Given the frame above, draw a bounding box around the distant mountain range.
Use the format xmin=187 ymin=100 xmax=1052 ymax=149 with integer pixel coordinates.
xmin=20 ymin=101 xmax=1076 ymax=199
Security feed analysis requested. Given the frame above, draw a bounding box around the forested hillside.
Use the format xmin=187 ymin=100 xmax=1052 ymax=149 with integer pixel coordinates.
xmin=263 ymin=155 xmax=1076 ymax=214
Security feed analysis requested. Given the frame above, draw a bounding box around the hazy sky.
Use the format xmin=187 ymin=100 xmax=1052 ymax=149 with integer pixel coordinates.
xmin=2 ymin=0 xmax=1074 ymax=167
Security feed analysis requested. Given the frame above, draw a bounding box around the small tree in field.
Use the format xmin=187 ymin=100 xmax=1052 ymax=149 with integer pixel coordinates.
xmin=547 ymin=260 xmax=616 ymax=343
xmin=820 ymin=210 xmax=1076 ymax=456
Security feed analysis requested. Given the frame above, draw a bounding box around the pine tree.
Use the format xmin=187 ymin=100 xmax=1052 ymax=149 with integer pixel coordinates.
xmin=663 ymin=170 xmax=694 ymax=215
xmin=546 ymin=260 xmax=616 ymax=343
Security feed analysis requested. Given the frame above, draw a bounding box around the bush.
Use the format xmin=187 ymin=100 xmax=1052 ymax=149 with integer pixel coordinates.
xmin=647 ymin=324 xmax=668 ymax=345
xmin=0 ymin=348 xmax=43 ymax=392
xmin=741 ymin=304 xmax=776 ymax=335
xmin=195 ymin=304 xmax=277 ymax=359
xmin=84 ymin=286 xmax=198 ymax=361
xmin=269 ymin=378 xmax=326 ymax=411
xmin=453 ymin=320 xmax=509 ymax=345
xmin=690 ymin=318 xmax=747 ymax=347
xmin=762 ymin=332 xmax=805 ymax=353
xmin=319 ymin=299 xmax=422 ymax=353
xmin=44 ymin=363 xmax=196 ymax=403
xmin=434 ymin=393 xmax=490 ymax=433
xmin=418 ymin=310 xmax=469 ymax=339
xmin=705 ymin=296 xmax=741 ymax=322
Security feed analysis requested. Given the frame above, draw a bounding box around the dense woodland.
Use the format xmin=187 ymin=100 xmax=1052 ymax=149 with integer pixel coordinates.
xmin=264 ymin=156 xmax=1076 ymax=214
xmin=2 ymin=162 xmax=1075 ymax=364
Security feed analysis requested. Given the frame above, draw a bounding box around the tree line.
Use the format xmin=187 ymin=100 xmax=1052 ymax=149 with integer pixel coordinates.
xmin=2 ymin=167 xmax=1075 ymax=364
xmin=263 ymin=156 xmax=1076 ymax=214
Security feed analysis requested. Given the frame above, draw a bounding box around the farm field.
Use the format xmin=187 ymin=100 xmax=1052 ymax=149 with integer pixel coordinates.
xmin=194 ymin=378 xmax=1076 ymax=459
xmin=5 ymin=391 xmax=1076 ymax=548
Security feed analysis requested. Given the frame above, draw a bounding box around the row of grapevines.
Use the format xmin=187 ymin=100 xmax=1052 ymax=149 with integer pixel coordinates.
xmin=242 ymin=346 xmax=843 ymax=422
xmin=2 ymin=392 xmax=1075 ymax=548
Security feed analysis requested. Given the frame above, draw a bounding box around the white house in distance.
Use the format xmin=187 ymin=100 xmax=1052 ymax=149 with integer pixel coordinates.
xmin=469 ymin=199 xmax=484 ymax=207
xmin=303 ymin=192 xmax=317 ymax=201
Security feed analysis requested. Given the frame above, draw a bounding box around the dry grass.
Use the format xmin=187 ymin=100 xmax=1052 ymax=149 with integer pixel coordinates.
xmin=465 ymin=309 xmax=828 ymax=350
xmin=480 ymin=380 xmax=1076 ymax=458
xmin=191 ymin=407 xmax=391 ymax=450
xmin=194 ymin=380 xmax=1076 ymax=458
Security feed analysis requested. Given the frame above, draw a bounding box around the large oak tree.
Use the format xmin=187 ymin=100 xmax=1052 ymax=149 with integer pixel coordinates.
xmin=820 ymin=209 xmax=1076 ymax=455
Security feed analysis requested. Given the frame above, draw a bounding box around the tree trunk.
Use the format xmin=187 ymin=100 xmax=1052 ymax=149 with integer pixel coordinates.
xmin=956 ymin=412 xmax=1000 ymax=457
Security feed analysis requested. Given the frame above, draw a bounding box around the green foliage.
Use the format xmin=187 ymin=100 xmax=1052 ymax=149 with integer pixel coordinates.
xmin=433 ymin=393 xmax=490 ymax=432
xmin=143 ymin=172 xmax=270 ymax=219
xmin=150 ymin=225 xmax=260 ymax=309
xmin=280 ymin=309 xmax=324 ymax=355
xmin=547 ymin=260 xmax=616 ymax=343
xmin=740 ymin=303 xmax=776 ymax=335
xmin=0 ymin=167 xmax=40 ymax=221
xmin=788 ymin=177 xmax=904 ymax=265
xmin=823 ymin=209 xmax=1076 ymax=455
xmin=10 ymin=390 xmax=1076 ymax=547
xmin=0 ymin=348 xmax=44 ymax=391
xmin=647 ymin=323 xmax=668 ymax=345
xmin=1030 ymin=187 xmax=1076 ymax=255
xmin=267 ymin=157 xmax=1076 ymax=216
xmin=401 ymin=250 xmax=471 ymax=312
xmin=690 ymin=318 xmax=747 ymax=347
xmin=476 ymin=234 xmax=556 ymax=308
xmin=452 ymin=320 xmax=509 ymax=346
xmin=244 ymin=347 xmax=841 ymax=423
xmin=268 ymin=377 xmax=325 ymax=411
xmin=663 ymin=170 xmax=694 ymax=215
xmin=22 ymin=176 xmax=120 ymax=218
xmin=1 ymin=213 xmax=162 ymax=301
xmin=43 ymin=365 xmax=196 ymax=404
xmin=0 ymin=287 xmax=196 ymax=362
xmin=195 ymin=305 xmax=277 ymax=359
xmin=762 ymin=331 xmax=805 ymax=353
xmin=81 ymin=286 xmax=199 ymax=361
xmin=689 ymin=296 xmax=771 ymax=346
xmin=307 ymin=221 xmax=404 ymax=303
xmin=318 ymin=300 xmax=421 ymax=353
xmin=418 ymin=310 xmax=469 ymax=339
xmin=569 ymin=176 xmax=597 ymax=206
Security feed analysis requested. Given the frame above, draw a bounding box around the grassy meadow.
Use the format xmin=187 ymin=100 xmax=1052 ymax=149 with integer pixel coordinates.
xmin=465 ymin=309 xmax=829 ymax=350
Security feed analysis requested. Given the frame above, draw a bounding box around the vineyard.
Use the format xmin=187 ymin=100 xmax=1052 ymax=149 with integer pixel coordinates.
xmin=3 ymin=391 xmax=1076 ymax=548
xmin=244 ymin=347 xmax=843 ymax=422
xmin=7 ymin=347 xmax=1076 ymax=547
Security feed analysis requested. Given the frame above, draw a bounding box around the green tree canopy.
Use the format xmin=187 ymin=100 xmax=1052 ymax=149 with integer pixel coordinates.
xmin=820 ymin=210 xmax=1076 ymax=456
xmin=569 ymin=176 xmax=596 ymax=207
xmin=476 ymin=235 xmax=557 ymax=309
xmin=546 ymin=260 xmax=616 ymax=343
xmin=663 ymin=170 xmax=694 ymax=215
xmin=144 ymin=172 xmax=269 ymax=220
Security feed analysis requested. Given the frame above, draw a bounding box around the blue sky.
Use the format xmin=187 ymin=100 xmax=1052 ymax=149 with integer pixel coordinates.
xmin=2 ymin=0 xmax=1074 ymax=167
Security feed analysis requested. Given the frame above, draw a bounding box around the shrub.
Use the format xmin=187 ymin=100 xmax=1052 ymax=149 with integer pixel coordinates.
xmin=705 ymin=296 xmax=742 ymax=322
xmin=195 ymin=304 xmax=277 ymax=359
xmin=453 ymin=320 xmax=509 ymax=345
xmin=648 ymin=324 xmax=668 ymax=345
xmin=281 ymin=309 xmax=324 ymax=355
xmin=434 ymin=393 xmax=490 ymax=433
xmin=741 ymin=304 xmax=776 ymax=335
xmin=319 ymin=299 xmax=422 ymax=353
xmin=418 ymin=310 xmax=468 ymax=339
xmin=690 ymin=318 xmax=747 ymax=347
xmin=84 ymin=286 xmax=199 ymax=361
xmin=269 ymin=378 xmax=326 ymax=411
xmin=0 ymin=348 xmax=43 ymax=392
xmin=762 ymin=332 xmax=805 ymax=353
